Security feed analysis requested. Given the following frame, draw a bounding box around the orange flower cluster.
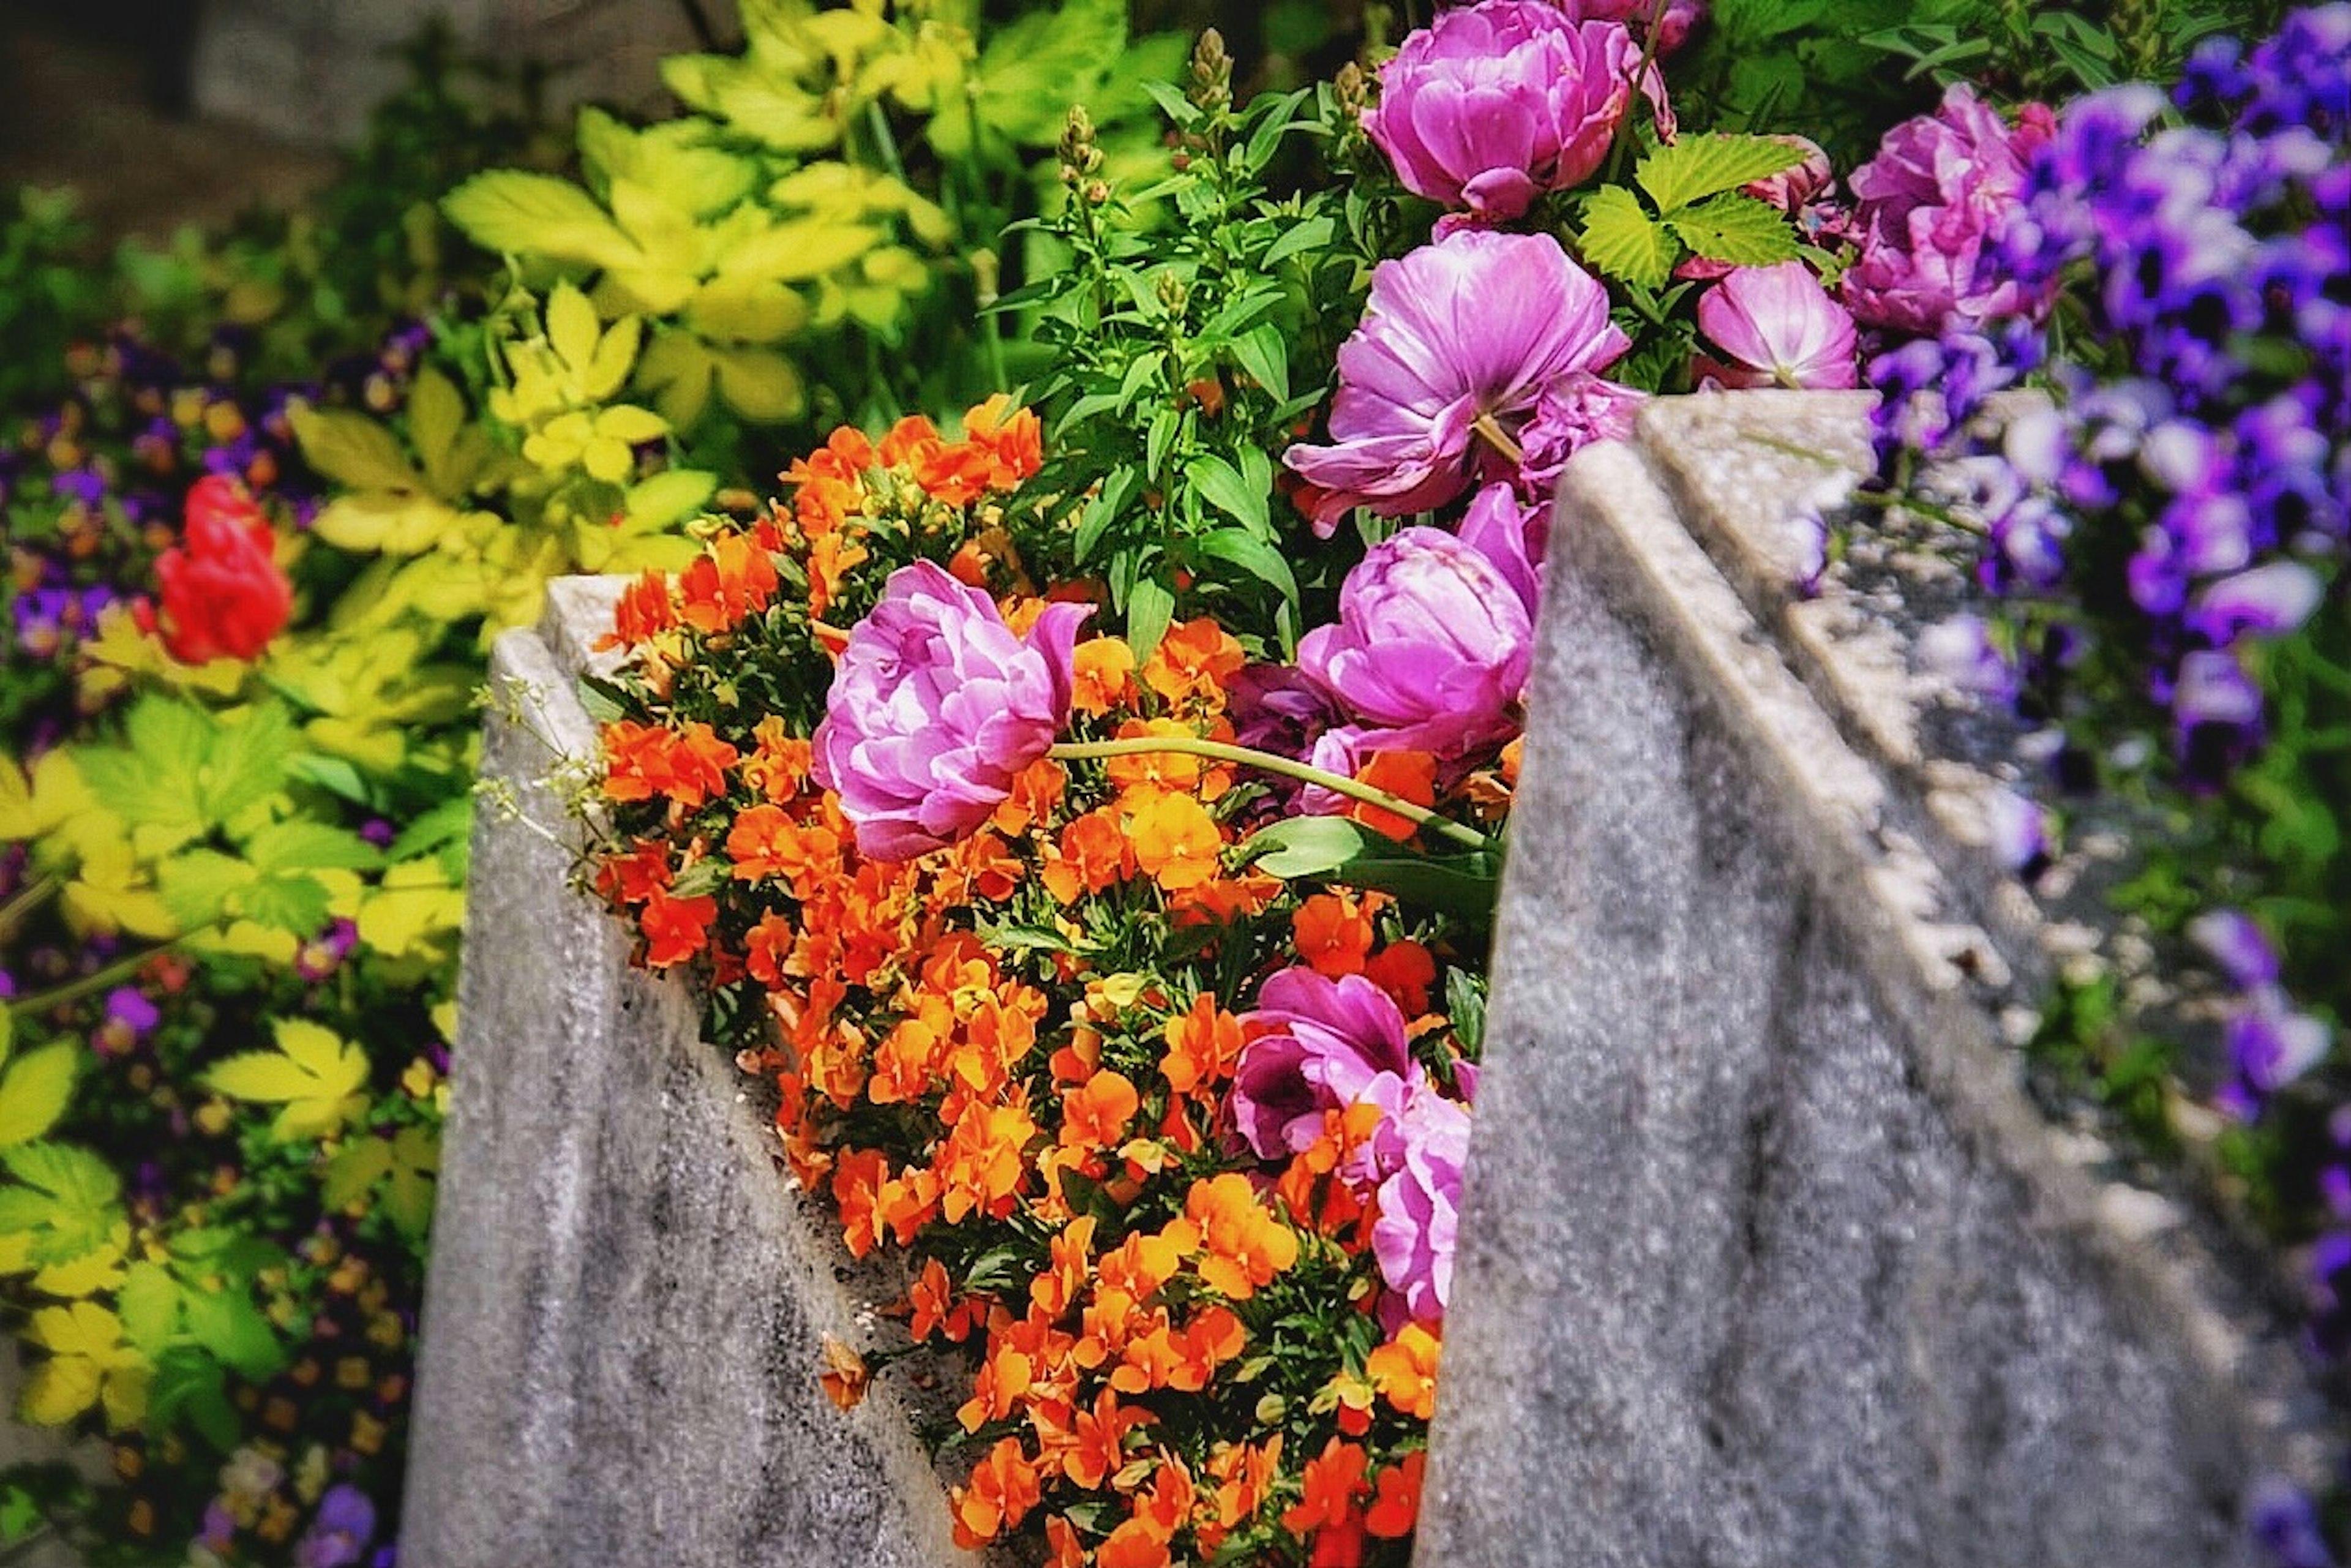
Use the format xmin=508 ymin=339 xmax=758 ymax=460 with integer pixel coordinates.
xmin=587 ymin=410 xmax=1464 ymax=1566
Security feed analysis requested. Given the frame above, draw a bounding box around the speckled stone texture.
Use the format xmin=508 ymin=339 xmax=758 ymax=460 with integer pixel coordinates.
xmin=192 ymin=0 xmax=696 ymax=146
xmin=402 ymin=579 xmax=982 ymax=1568
xmin=1412 ymin=394 xmax=2325 ymax=1568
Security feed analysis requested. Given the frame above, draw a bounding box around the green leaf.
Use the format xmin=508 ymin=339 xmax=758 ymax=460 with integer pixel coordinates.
xmin=179 ymin=1285 xmax=282 ymax=1381
xmin=1667 ymin=193 xmax=1801 ymax=267
xmin=1262 ymin=216 xmax=1335 ymax=269
xmin=1579 ymin=186 xmax=1679 ymax=291
xmin=198 ymin=703 xmax=298 ymax=827
xmin=242 ymin=820 xmax=384 ymax=876
xmin=1242 ymin=816 xmax=1376 ymax=878
xmin=443 ymin=171 xmax=645 ymax=271
xmin=1187 ymin=454 xmax=1269 ymax=536
xmin=1144 ymin=408 xmax=1179 ymax=482
xmin=1230 ymin=323 xmax=1289 ymax=405
xmin=291 ymin=406 xmax=426 ymax=494
xmin=1195 ymin=528 xmax=1299 ymax=604
xmin=1125 ymin=575 xmax=1177 ymax=662
xmin=234 ymin=873 xmax=334 ymax=935
xmin=0 ymin=1142 xmax=122 ymax=1267
xmin=1636 ymin=133 xmax=1807 ymax=213
xmin=0 ymin=1043 xmax=77 ymax=1148
xmin=156 ymin=849 xmax=258 ymax=931
xmin=115 ymin=1261 xmax=181 ymax=1354
xmin=1075 ymin=468 xmax=1137 ymax=566
xmin=387 ymin=797 xmax=474 ymax=863
xmin=149 ymin=1346 xmax=237 ymax=1452
xmin=970 ymin=0 xmax=1131 ymax=146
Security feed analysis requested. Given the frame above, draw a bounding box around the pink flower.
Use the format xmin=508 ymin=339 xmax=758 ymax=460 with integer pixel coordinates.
xmin=1283 ymin=229 xmax=1631 ymax=530
xmin=1232 ymin=969 xmax=1420 ymax=1160
xmin=1558 ymin=0 xmax=1708 ymax=54
xmin=810 ymin=561 xmax=1087 ymax=860
xmin=1298 ymin=524 xmax=1536 ymax=765
xmin=1843 ymin=83 xmax=2057 ymax=335
xmin=1372 ymin=1085 xmax=1472 ymax=1330
xmin=1692 ymin=261 xmax=1860 ymax=389
xmin=1364 ymin=1 xmax=1672 ymax=224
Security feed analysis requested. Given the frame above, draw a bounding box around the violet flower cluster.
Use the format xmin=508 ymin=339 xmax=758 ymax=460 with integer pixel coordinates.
xmin=1865 ymin=6 xmax=2351 ymax=1375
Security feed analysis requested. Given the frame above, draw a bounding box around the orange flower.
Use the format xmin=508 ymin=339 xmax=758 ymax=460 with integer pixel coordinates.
xmin=962 ymin=394 xmax=1043 ymax=486
xmin=740 ymin=716 xmax=812 ymax=804
xmin=1040 ymin=808 xmax=1132 ymax=903
xmin=1140 ymin=618 xmax=1245 ymax=710
xmin=1029 ymin=1215 xmax=1097 ymax=1321
xmin=598 ymin=567 xmax=675 ymax=650
xmin=951 ymin=1436 xmax=1041 ymax=1548
xmin=677 ymin=531 xmax=779 ymax=634
xmin=937 ymin=1101 xmax=1038 ymax=1223
xmin=1291 ymin=890 xmax=1382 ymax=979
xmin=831 ymin=1148 xmax=890 ymax=1259
xmin=1202 ymin=1436 xmax=1280 ymax=1545
xmin=990 ymin=757 xmax=1066 ymax=836
xmin=593 ymin=838 xmax=672 ymax=904
xmin=1126 ymin=789 xmax=1223 ymax=893
xmin=818 ymin=1335 xmax=869 ymax=1411
xmin=1365 ymin=1322 xmax=1442 ymax=1420
xmin=958 ymin=1344 xmax=1035 ymax=1431
xmin=605 ymin=720 xmax=740 ymax=809
xmin=1363 ymin=939 xmax=1438 ymax=1018
xmin=879 ymin=413 xmax=944 ymax=468
xmin=1364 ymin=1449 xmax=1427 ymax=1539
xmin=1340 ymin=748 xmax=1436 ymax=842
xmin=1103 ymin=717 xmax=1230 ymax=797
xmin=1161 ymin=993 xmax=1243 ymax=1099
xmin=1183 ymin=1173 xmax=1299 ymax=1300
xmin=744 ymin=910 xmax=795 ymax=985
xmin=1059 ymin=1070 xmax=1139 ymax=1152
xmin=1044 ymin=1515 xmax=1086 ymax=1568
xmin=803 ymin=529 xmax=871 ymax=620
xmin=1062 ymin=1385 xmax=1153 ymax=1489
xmin=638 ymin=888 xmax=717 ymax=967
xmin=1097 ymin=1517 xmax=1172 ymax=1568
xmin=1280 ymin=1436 xmax=1369 ymax=1537
xmin=1071 ymin=636 xmax=1138 ymax=716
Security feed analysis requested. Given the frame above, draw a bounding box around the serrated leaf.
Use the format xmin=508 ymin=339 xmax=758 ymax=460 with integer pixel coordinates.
xmin=323 ymin=1139 xmax=394 ymax=1212
xmin=0 ymin=1142 xmax=123 ymax=1267
xmin=1579 ymin=186 xmax=1679 ymax=291
xmin=198 ymin=703 xmax=298 ymax=827
xmin=234 ymin=874 xmax=334 ymax=936
xmin=1636 ymin=133 xmax=1806 ymax=214
xmin=290 ymin=406 xmax=427 ymax=494
xmin=721 ymin=219 xmax=882 ymax=283
xmin=148 ymin=1346 xmax=236 ymax=1452
xmin=243 ymin=820 xmax=384 ymax=876
xmin=179 ymin=1286 xmax=282 ymax=1382
xmin=202 ymin=1018 xmax=369 ymax=1140
xmin=443 ymin=171 xmax=646 ymax=271
xmin=156 ymin=849 xmax=258 ymax=931
xmin=0 ymin=1043 xmax=78 ymax=1148
xmin=116 ymin=1261 xmax=181 ymax=1354
xmin=1668 ymin=193 xmax=1801 ymax=267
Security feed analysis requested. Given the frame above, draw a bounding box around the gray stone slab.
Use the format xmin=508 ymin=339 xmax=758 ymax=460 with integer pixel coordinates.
xmin=403 ymin=577 xmax=983 ymax=1568
xmin=192 ymin=0 xmax=697 ymax=147
xmin=1414 ymin=405 xmax=2331 ymax=1568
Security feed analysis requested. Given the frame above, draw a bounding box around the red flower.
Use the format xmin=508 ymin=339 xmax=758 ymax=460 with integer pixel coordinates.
xmin=154 ymin=476 xmax=293 ymax=664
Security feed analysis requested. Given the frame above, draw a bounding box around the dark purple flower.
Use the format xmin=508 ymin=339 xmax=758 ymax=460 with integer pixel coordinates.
xmin=2189 ymin=908 xmax=2281 ymax=989
xmin=294 ymin=1485 xmax=377 ymax=1568
xmin=1232 ymin=968 xmax=1419 ymax=1160
xmin=2246 ymin=1474 xmax=2338 ymax=1568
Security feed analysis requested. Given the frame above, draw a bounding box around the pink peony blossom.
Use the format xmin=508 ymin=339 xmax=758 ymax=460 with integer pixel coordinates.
xmin=1364 ymin=1 xmax=1672 ymax=224
xmin=1297 ymin=524 xmax=1537 ymax=765
xmin=1693 ymin=261 xmax=1861 ymax=389
xmin=1283 ymin=229 xmax=1632 ymax=530
xmin=1843 ymin=83 xmax=2057 ymax=335
xmin=1558 ymin=0 xmax=1708 ymax=54
xmin=810 ymin=561 xmax=1087 ymax=860
xmin=1372 ymin=1084 xmax=1472 ymax=1329
xmin=1232 ymin=968 xmax=1420 ymax=1160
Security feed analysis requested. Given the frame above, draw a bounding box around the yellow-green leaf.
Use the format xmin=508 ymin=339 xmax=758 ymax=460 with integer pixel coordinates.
xmin=1580 ymin=184 xmax=1679 ymax=291
xmin=0 ymin=1042 xmax=78 ymax=1148
xmin=546 ymin=282 xmax=604 ymax=380
xmin=684 ymin=277 xmax=808 ymax=345
xmin=291 ymin=407 xmax=427 ymax=493
xmin=443 ymin=170 xmax=647 ymax=271
xmin=202 ymin=1018 xmax=369 ymax=1140
xmin=721 ymin=219 xmax=883 ymax=283
xmin=710 ymin=345 xmax=806 ymax=422
xmin=0 ymin=749 xmax=92 ymax=842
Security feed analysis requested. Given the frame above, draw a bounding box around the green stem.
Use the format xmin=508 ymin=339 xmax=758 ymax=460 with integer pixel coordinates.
xmin=1603 ymin=0 xmax=1671 ymax=187
xmin=863 ymin=99 xmax=910 ymax=186
xmin=0 ymin=873 xmax=61 ymax=943
xmin=7 ymin=942 xmax=179 ymax=1019
xmin=1047 ymin=737 xmax=1496 ymax=853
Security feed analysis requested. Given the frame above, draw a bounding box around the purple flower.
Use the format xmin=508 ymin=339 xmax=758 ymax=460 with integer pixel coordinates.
xmin=2189 ymin=908 xmax=2281 ymax=990
xmin=1692 ymin=261 xmax=1859 ymax=390
xmin=296 ymin=918 xmax=362 ymax=983
xmin=1373 ymin=1084 xmax=1472 ymax=1330
xmin=810 ymin=562 xmax=1088 ymax=861
xmin=1232 ymin=968 xmax=1418 ymax=1160
xmin=294 ymin=1485 xmax=377 ymax=1568
xmin=1916 ymin=613 xmax=2016 ymax=702
xmin=2221 ymin=990 xmax=2332 ymax=1117
xmin=95 ymin=986 xmax=162 ymax=1057
xmin=1844 ymin=84 xmax=2056 ymax=335
xmin=2188 ymin=561 xmax=2325 ymax=645
xmin=1297 ymin=525 xmax=1536 ymax=765
xmin=1364 ymin=2 xmax=1670 ymax=225
xmin=1283 ymin=230 xmax=1630 ymax=530
xmin=2245 ymin=1474 xmax=2338 ymax=1568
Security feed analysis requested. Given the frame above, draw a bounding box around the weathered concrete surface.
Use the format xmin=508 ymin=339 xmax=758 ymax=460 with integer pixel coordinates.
xmin=403 ymin=578 xmax=983 ymax=1568
xmin=1415 ymin=393 xmax=2330 ymax=1568
xmin=192 ymin=0 xmax=699 ymax=147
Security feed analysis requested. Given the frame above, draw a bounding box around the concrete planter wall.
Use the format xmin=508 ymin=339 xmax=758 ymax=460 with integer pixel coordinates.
xmin=408 ymin=392 xmax=2335 ymax=1566
xmin=192 ymin=1 xmax=699 ymax=148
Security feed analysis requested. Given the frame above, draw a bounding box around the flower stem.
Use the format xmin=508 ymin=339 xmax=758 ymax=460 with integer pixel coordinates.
xmin=1046 ymin=737 xmax=1498 ymax=853
xmin=1469 ymin=413 xmax=1524 ymax=467
xmin=7 ymin=942 xmax=179 ymax=1019
xmin=0 ymin=874 xmax=61 ymax=943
